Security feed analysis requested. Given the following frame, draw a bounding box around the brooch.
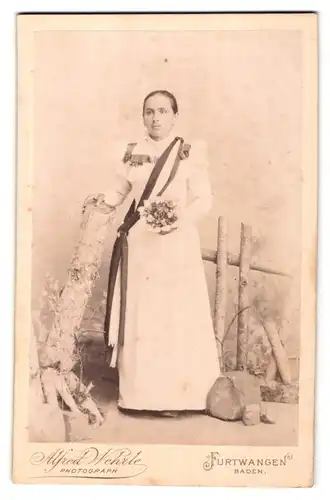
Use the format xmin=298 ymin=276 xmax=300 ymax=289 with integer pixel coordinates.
xmin=128 ymin=154 xmax=157 ymax=168
xmin=129 ymin=160 xmax=144 ymax=168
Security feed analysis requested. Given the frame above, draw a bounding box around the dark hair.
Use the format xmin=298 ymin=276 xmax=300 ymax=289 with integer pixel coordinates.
xmin=143 ymin=90 xmax=179 ymax=115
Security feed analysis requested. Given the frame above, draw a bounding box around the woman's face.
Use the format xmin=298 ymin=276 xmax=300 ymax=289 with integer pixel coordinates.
xmin=143 ymin=94 xmax=177 ymax=141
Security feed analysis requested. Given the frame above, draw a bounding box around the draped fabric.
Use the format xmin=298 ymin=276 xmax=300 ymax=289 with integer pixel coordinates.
xmin=104 ymin=133 xmax=221 ymax=411
xmin=104 ymin=137 xmax=184 ymax=355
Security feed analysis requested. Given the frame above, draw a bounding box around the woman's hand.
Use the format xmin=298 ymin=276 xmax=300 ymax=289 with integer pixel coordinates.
xmin=95 ymin=194 xmax=116 ymax=214
xmin=99 ymin=201 xmax=116 ymax=214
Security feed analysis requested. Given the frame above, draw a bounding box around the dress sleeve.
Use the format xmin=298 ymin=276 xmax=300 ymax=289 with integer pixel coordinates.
xmin=103 ymin=143 xmax=133 ymax=207
xmin=184 ymin=140 xmax=213 ymax=223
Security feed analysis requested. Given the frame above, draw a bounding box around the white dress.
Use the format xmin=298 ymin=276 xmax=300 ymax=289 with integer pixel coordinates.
xmin=104 ymin=133 xmax=221 ymax=411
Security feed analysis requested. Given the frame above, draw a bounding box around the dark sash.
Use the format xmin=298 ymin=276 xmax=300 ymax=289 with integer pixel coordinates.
xmin=104 ymin=137 xmax=184 ymax=351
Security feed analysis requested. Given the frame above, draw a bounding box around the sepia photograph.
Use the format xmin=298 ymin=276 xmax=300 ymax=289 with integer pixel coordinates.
xmin=13 ymin=12 xmax=317 ymax=487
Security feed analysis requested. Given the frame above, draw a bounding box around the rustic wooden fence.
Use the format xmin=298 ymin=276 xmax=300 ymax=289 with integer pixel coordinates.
xmin=202 ymin=216 xmax=292 ymax=384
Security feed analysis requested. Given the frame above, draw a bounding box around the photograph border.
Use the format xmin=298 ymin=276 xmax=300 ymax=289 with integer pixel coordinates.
xmin=13 ymin=12 xmax=318 ymax=487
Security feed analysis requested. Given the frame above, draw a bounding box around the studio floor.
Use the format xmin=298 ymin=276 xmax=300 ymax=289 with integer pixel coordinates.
xmin=71 ymin=398 xmax=298 ymax=447
xmin=67 ymin=337 xmax=299 ymax=447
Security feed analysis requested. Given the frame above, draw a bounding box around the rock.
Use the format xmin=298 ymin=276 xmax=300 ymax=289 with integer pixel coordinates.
xmin=206 ymin=371 xmax=276 ymax=425
xmin=242 ymin=404 xmax=260 ymax=426
xmin=260 ymin=412 xmax=276 ymax=424
xmin=206 ymin=375 xmax=244 ymax=421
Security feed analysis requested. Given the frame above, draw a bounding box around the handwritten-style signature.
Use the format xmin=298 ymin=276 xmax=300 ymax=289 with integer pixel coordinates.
xmin=30 ymin=447 xmax=148 ymax=479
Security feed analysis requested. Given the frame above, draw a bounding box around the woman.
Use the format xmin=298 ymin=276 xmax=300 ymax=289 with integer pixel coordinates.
xmin=103 ymin=90 xmax=221 ymax=415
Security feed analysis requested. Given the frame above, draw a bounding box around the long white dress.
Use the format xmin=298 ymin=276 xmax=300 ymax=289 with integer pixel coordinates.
xmin=104 ymin=132 xmax=221 ymax=411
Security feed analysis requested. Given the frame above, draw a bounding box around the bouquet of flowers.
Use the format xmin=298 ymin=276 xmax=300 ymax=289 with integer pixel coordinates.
xmin=138 ymin=197 xmax=180 ymax=235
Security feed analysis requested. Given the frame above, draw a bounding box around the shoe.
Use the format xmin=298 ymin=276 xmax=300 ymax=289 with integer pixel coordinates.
xmin=161 ymin=411 xmax=181 ymax=418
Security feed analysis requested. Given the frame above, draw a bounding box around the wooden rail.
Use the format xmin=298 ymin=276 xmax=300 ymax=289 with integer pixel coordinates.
xmin=202 ymin=248 xmax=291 ymax=278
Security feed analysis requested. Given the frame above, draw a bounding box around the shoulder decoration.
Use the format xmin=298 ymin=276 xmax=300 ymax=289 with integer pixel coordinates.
xmin=122 ymin=143 xmax=137 ymax=163
xmin=122 ymin=141 xmax=191 ymax=167
xmin=179 ymin=143 xmax=191 ymax=160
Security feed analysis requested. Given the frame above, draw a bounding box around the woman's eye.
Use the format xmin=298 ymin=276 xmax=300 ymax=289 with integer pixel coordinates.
xmin=159 ymin=108 xmax=167 ymax=114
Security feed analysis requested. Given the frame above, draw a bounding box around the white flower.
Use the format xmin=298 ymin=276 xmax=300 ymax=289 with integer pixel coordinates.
xmin=142 ymin=199 xmax=153 ymax=209
xmin=139 ymin=197 xmax=180 ymax=234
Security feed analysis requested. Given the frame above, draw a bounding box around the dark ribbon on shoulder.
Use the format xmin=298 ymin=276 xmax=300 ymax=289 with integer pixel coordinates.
xmin=104 ymin=137 xmax=184 ymax=351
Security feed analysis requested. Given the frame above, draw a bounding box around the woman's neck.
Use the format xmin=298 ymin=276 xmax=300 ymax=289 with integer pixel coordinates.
xmin=147 ymin=132 xmax=175 ymax=143
xmin=149 ymin=135 xmax=164 ymax=142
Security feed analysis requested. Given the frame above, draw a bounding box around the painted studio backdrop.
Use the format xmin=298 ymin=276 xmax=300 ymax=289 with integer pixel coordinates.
xmin=32 ymin=30 xmax=301 ymax=382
